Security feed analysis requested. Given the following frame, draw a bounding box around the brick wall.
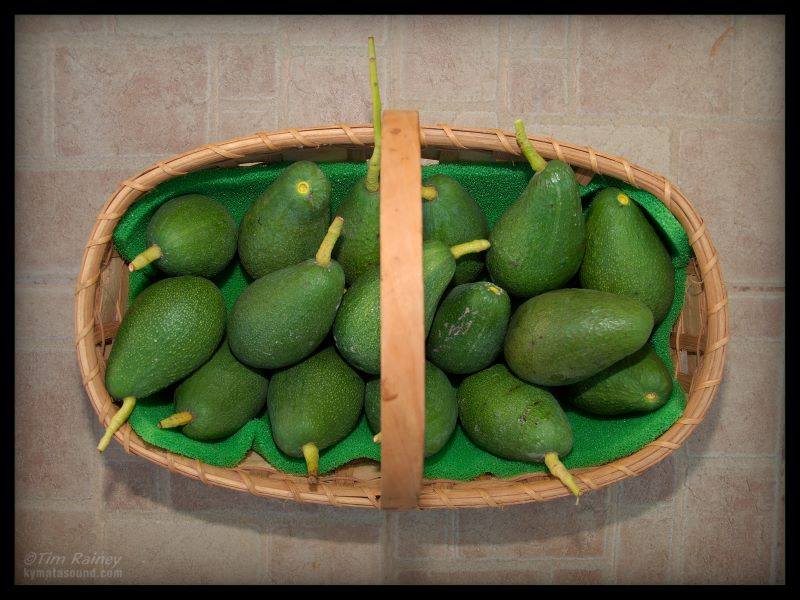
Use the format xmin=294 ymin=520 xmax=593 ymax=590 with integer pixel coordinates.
xmin=15 ymin=15 xmax=784 ymax=584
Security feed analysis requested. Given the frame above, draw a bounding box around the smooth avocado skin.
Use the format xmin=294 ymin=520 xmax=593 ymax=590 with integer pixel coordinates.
xmin=486 ymin=160 xmax=585 ymax=298
xmin=174 ymin=338 xmax=269 ymax=441
xmin=267 ymin=347 xmax=364 ymax=458
xmin=566 ymin=345 xmax=673 ymax=416
xmin=333 ymin=177 xmax=380 ymax=285
xmin=147 ymin=194 xmax=238 ymax=277
xmin=333 ymin=240 xmax=458 ymax=375
xmin=105 ymin=276 xmax=226 ymax=400
xmin=426 ymin=281 xmax=511 ymax=375
xmin=364 ymin=361 xmax=458 ymax=457
xmin=238 ymin=161 xmax=331 ymax=280
xmin=228 ymin=257 xmax=345 ymax=370
xmin=458 ymin=364 xmax=573 ymax=462
xmin=504 ymin=288 xmax=654 ymax=386
xmin=422 ymin=174 xmax=490 ymax=284
xmin=580 ymin=187 xmax=675 ymax=323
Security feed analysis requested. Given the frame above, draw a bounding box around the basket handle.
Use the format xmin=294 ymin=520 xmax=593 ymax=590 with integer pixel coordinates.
xmin=378 ymin=110 xmax=426 ymax=509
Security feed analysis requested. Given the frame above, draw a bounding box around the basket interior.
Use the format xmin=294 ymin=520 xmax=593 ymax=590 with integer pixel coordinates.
xmin=102 ymin=159 xmax=693 ymax=479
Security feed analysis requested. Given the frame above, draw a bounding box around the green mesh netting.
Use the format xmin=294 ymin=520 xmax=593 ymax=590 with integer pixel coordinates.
xmin=111 ymin=161 xmax=691 ymax=478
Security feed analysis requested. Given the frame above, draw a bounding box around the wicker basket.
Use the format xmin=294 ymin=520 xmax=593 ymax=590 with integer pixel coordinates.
xmin=75 ymin=114 xmax=729 ymax=509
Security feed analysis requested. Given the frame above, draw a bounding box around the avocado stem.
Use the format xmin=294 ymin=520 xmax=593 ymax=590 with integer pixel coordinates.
xmin=128 ymin=245 xmax=163 ymax=272
xmin=302 ymin=443 xmax=319 ymax=484
xmin=315 ymin=216 xmax=345 ymax=267
xmin=373 ymin=432 xmax=382 ymax=444
xmin=157 ymin=411 xmax=194 ymax=429
xmin=514 ymin=119 xmax=547 ymax=174
xmin=450 ymin=239 xmax=491 ymax=259
xmin=544 ymin=451 xmax=582 ymax=500
xmin=365 ymin=36 xmax=382 ymax=193
xmin=97 ymin=396 xmax=136 ymax=453
xmin=421 ymin=185 xmax=438 ymax=201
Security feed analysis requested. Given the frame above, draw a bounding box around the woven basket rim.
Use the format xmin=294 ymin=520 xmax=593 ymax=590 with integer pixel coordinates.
xmin=74 ymin=122 xmax=729 ymax=509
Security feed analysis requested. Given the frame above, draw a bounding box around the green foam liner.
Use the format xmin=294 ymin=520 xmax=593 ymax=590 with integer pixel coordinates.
xmin=112 ymin=161 xmax=691 ymax=479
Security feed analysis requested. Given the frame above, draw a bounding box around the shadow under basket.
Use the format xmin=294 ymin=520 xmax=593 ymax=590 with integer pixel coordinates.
xmin=75 ymin=121 xmax=729 ymax=509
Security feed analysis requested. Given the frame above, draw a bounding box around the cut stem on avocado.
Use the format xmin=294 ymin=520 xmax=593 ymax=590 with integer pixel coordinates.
xmin=97 ymin=396 xmax=136 ymax=452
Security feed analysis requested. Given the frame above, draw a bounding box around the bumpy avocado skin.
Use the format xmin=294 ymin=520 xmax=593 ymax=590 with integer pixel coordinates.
xmin=364 ymin=361 xmax=458 ymax=457
xmin=147 ymin=194 xmax=238 ymax=277
xmin=228 ymin=258 xmax=345 ymax=370
xmin=333 ymin=177 xmax=380 ymax=285
xmin=580 ymin=187 xmax=675 ymax=324
xmin=267 ymin=347 xmax=365 ymax=457
xmin=426 ymin=281 xmax=511 ymax=375
xmin=458 ymin=364 xmax=573 ymax=462
xmin=238 ymin=161 xmax=331 ymax=280
xmin=422 ymin=174 xmax=490 ymax=285
xmin=174 ymin=338 xmax=269 ymax=441
xmin=504 ymin=288 xmax=654 ymax=386
xmin=486 ymin=160 xmax=585 ymax=298
xmin=566 ymin=345 xmax=673 ymax=415
xmin=333 ymin=240 xmax=457 ymax=375
xmin=105 ymin=276 xmax=226 ymax=400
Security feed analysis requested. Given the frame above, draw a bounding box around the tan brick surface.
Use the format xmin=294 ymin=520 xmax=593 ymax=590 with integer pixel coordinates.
xmin=15 ymin=14 xmax=784 ymax=584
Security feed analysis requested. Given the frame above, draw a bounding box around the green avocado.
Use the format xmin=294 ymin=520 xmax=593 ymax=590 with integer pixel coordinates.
xmin=333 ymin=238 xmax=490 ymax=375
xmin=98 ymin=276 xmax=226 ymax=452
xmin=580 ymin=187 xmax=675 ymax=323
xmin=333 ymin=178 xmax=380 ymax=284
xmin=238 ymin=160 xmax=331 ymax=280
xmin=228 ymin=217 xmax=345 ymax=370
xmin=159 ymin=338 xmax=269 ymax=441
xmin=364 ymin=361 xmax=458 ymax=457
xmin=129 ymin=194 xmax=237 ymax=277
xmin=457 ymin=364 xmax=581 ymax=497
xmin=504 ymin=288 xmax=654 ymax=386
xmin=486 ymin=120 xmax=585 ymax=298
xmin=267 ymin=347 xmax=365 ymax=480
xmin=426 ymin=281 xmax=511 ymax=375
xmin=422 ymin=174 xmax=490 ymax=284
xmin=565 ymin=345 xmax=673 ymax=416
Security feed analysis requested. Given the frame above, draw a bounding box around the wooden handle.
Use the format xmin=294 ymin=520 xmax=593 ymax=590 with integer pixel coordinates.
xmin=378 ymin=110 xmax=425 ymax=509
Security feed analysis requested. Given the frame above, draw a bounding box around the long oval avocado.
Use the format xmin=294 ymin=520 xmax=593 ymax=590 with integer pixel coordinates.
xmin=364 ymin=361 xmax=458 ymax=457
xmin=565 ymin=345 xmax=673 ymax=415
xmin=579 ymin=187 xmax=675 ymax=323
xmin=267 ymin=346 xmax=364 ymax=480
xmin=333 ymin=178 xmax=380 ymax=284
xmin=333 ymin=239 xmax=490 ymax=375
xmin=486 ymin=159 xmax=585 ymax=298
xmin=130 ymin=194 xmax=238 ymax=277
xmin=504 ymin=288 xmax=654 ymax=386
xmin=228 ymin=218 xmax=345 ymax=370
xmin=422 ymin=174 xmax=490 ymax=285
xmin=238 ymin=160 xmax=331 ymax=280
xmin=105 ymin=276 xmax=226 ymax=400
xmin=165 ymin=338 xmax=269 ymax=441
xmin=426 ymin=281 xmax=511 ymax=375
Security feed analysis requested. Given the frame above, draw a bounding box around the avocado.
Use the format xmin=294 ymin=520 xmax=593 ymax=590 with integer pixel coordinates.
xmin=267 ymin=346 xmax=365 ymax=481
xmin=238 ymin=160 xmax=331 ymax=280
xmin=580 ymin=187 xmax=675 ymax=323
xmin=486 ymin=120 xmax=585 ymax=297
xmin=422 ymin=174 xmax=490 ymax=284
xmin=364 ymin=361 xmax=458 ymax=457
xmin=504 ymin=288 xmax=654 ymax=386
xmin=333 ymin=238 xmax=490 ymax=375
xmin=426 ymin=281 xmax=511 ymax=375
xmin=157 ymin=338 xmax=269 ymax=441
xmin=128 ymin=194 xmax=237 ymax=277
xmin=458 ymin=364 xmax=581 ymax=498
xmin=98 ymin=275 xmax=226 ymax=452
xmin=333 ymin=38 xmax=383 ymax=284
xmin=565 ymin=345 xmax=673 ymax=415
xmin=228 ymin=217 xmax=346 ymax=370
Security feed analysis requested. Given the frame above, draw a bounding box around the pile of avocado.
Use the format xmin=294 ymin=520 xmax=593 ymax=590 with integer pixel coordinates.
xmin=97 ymin=38 xmax=676 ymax=499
